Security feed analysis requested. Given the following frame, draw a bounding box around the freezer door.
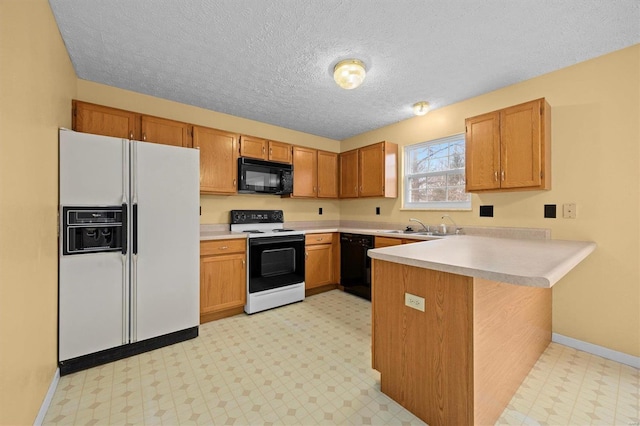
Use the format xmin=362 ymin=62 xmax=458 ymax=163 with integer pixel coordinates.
xmin=59 ymin=130 xmax=130 ymax=361
xmin=59 ymin=253 xmax=128 ymax=361
xmin=59 ymin=129 xmax=129 ymax=205
xmin=131 ymin=141 xmax=200 ymax=342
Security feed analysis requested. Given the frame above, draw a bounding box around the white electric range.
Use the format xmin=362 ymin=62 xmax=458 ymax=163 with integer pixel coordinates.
xmin=230 ymin=210 xmax=305 ymax=314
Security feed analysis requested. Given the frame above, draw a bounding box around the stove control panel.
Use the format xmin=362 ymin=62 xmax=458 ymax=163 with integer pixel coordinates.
xmin=230 ymin=210 xmax=284 ymax=224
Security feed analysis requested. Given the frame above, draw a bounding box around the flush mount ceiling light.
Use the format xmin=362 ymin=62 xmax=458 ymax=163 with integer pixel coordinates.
xmin=333 ymin=59 xmax=366 ymax=90
xmin=413 ymin=101 xmax=430 ymax=116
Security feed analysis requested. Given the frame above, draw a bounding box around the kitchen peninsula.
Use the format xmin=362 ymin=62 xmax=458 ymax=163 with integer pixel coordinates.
xmin=368 ymin=236 xmax=596 ymax=426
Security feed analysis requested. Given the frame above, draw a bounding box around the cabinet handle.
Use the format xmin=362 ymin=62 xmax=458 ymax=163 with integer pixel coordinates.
xmin=269 ymin=148 xmax=272 ymax=156
xmin=242 ymin=259 xmax=245 ymax=266
xmin=142 ymin=133 xmax=147 ymax=141
xmin=501 ymin=170 xmax=505 ymax=181
xmin=494 ymin=171 xmax=498 ymax=181
xmin=313 ymin=186 xmax=316 ymax=193
xmin=305 ymin=252 xmax=308 ymax=260
xmin=129 ymin=130 xmax=134 ymax=140
xmin=233 ymin=178 xmax=236 ymax=186
xmin=218 ymin=246 xmax=229 ymax=250
xmin=316 ymin=237 xmax=323 ymax=242
xmin=262 ymin=146 xmax=265 ymax=154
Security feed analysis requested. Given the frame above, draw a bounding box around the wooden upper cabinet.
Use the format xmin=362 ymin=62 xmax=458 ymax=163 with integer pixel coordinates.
xmin=140 ymin=115 xmax=192 ymax=148
xmin=317 ymin=150 xmax=339 ymax=198
xmin=340 ymin=142 xmax=397 ymax=198
xmin=240 ymin=136 xmax=292 ymax=164
xmin=72 ymin=100 xmax=194 ymax=148
xmin=193 ymin=126 xmax=239 ymax=194
xmin=465 ymin=98 xmax=551 ymax=192
xmin=339 ymin=149 xmax=359 ymax=198
xmin=72 ymin=100 xmax=139 ymax=139
xmin=291 ymin=146 xmax=318 ymax=197
xmin=268 ymin=140 xmax=292 ymax=164
xmin=465 ymin=111 xmax=501 ymax=191
xmin=239 ymin=135 xmax=266 ymax=159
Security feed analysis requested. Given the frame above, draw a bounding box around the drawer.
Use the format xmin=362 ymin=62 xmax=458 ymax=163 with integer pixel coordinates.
xmin=305 ymin=233 xmax=334 ymax=246
xmin=200 ymin=238 xmax=246 ymax=256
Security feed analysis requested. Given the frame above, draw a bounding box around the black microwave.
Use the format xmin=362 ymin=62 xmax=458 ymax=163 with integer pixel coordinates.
xmin=238 ymin=157 xmax=293 ymax=195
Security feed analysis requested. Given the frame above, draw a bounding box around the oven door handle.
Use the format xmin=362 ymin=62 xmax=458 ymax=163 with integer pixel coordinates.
xmin=249 ymin=235 xmax=304 ymax=246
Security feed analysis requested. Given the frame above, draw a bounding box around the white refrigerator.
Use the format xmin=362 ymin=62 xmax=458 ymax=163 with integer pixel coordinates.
xmin=58 ymin=129 xmax=199 ymax=374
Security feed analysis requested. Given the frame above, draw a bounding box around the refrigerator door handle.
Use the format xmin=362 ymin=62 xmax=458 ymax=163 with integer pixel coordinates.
xmin=131 ymin=254 xmax=138 ymax=342
xmin=121 ymin=203 xmax=128 ymax=255
xmin=132 ymin=204 xmax=138 ymax=255
xmin=121 ymin=255 xmax=128 ymax=345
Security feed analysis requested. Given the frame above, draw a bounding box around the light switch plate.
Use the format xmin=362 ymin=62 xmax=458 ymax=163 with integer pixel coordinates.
xmin=405 ymin=293 xmax=425 ymax=312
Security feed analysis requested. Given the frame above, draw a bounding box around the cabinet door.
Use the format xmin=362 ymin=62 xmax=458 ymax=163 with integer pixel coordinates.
xmin=465 ymin=111 xmax=501 ymax=191
xmin=292 ymin=146 xmax=318 ymax=197
xmin=200 ymin=252 xmax=246 ymax=314
xmin=339 ymin=149 xmax=359 ymax=198
xmin=500 ymin=99 xmax=543 ymax=189
xmin=305 ymin=244 xmax=333 ymax=289
xmin=268 ymin=141 xmax=292 ymax=164
xmin=193 ymin=126 xmax=238 ymax=194
xmin=239 ymin=136 xmax=267 ymax=159
xmin=140 ymin=115 xmax=191 ymax=147
xmin=359 ymin=143 xmax=386 ymax=197
xmin=317 ymin=150 xmax=339 ymax=198
xmin=72 ymin=100 xmax=139 ymax=139
xmin=375 ymin=236 xmax=403 ymax=248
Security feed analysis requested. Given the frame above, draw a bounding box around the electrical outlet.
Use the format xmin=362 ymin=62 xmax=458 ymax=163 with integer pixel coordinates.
xmin=318 ymin=207 xmax=323 ymax=215
xmin=563 ymin=203 xmax=576 ymax=219
xmin=405 ymin=293 xmax=425 ymax=312
xmin=376 ymin=207 xmax=380 ymax=215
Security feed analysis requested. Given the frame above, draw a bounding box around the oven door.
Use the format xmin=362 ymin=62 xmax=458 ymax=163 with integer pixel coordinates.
xmin=248 ymin=235 xmax=305 ymax=293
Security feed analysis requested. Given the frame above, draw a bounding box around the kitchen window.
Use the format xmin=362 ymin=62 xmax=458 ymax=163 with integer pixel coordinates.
xmin=403 ymin=134 xmax=471 ymax=210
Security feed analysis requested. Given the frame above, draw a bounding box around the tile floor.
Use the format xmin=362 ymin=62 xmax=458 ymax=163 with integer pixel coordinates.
xmin=44 ymin=290 xmax=639 ymax=425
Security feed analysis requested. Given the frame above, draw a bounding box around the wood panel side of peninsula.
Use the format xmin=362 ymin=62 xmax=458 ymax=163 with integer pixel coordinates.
xmin=372 ymin=259 xmax=551 ymax=426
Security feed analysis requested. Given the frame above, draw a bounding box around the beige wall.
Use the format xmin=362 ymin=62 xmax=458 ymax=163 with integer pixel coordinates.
xmin=76 ymin=81 xmax=342 ymax=224
xmin=0 ymin=1 xmax=77 ymax=424
xmin=1 ymin=5 xmax=636 ymax=423
xmin=342 ymin=45 xmax=640 ymax=357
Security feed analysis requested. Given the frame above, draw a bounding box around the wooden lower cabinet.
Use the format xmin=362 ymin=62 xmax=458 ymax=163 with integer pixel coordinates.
xmin=375 ymin=236 xmax=419 ymax=247
xmin=200 ymin=239 xmax=246 ymax=323
xmin=304 ymin=233 xmax=339 ymax=293
xmin=372 ymin=260 xmax=551 ymax=425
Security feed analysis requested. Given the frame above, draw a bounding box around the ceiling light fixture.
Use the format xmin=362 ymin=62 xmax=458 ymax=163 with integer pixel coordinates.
xmin=333 ymin=59 xmax=366 ymax=90
xmin=413 ymin=101 xmax=430 ymax=116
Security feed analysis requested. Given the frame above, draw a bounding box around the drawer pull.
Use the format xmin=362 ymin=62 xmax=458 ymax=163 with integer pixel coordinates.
xmin=316 ymin=237 xmax=323 ymax=241
xmin=218 ymin=246 xmax=229 ymax=250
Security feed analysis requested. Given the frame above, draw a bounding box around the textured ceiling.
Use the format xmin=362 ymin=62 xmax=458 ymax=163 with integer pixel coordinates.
xmin=49 ymin=0 xmax=640 ymax=141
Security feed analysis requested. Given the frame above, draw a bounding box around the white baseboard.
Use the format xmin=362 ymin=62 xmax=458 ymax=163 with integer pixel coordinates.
xmin=33 ymin=368 xmax=59 ymax=426
xmin=552 ymin=333 xmax=640 ymax=369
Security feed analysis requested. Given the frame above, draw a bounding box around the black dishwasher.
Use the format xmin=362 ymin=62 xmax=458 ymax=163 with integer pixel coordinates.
xmin=340 ymin=233 xmax=374 ymax=300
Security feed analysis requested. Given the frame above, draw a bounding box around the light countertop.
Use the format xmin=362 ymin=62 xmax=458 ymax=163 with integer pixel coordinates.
xmin=368 ymin=235 xmax=596 ymax=288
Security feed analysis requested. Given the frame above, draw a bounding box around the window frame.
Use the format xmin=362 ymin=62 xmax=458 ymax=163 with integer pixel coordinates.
xmin=402 ymin=133 xmax=471 ymax=211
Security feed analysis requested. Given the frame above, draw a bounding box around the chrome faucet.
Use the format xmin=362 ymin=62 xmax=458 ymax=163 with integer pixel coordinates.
xmin=441 ymin=215 xmax=462 ymax=234
xmin=409 ymin=218 xmax=430 ymax=232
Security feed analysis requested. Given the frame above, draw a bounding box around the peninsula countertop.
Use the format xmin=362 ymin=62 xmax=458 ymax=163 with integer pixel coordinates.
xmin=367 ymin=235 xmax=596 ymax=288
